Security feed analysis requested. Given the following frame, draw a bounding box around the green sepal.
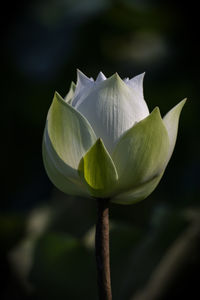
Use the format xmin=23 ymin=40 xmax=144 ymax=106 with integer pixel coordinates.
xmin=78 ymin=139 xmax=118 ymax=198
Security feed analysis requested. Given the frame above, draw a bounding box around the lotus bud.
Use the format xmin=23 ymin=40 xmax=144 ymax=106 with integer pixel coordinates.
xmin=42 ymin=70 xmax=186 ymax=204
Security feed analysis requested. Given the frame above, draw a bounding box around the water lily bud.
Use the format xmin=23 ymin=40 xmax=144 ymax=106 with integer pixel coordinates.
xmin=42 ymin=70 xmax=186 ymax=204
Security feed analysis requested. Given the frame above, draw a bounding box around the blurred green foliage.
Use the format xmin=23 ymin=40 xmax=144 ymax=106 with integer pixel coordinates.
xmin=1 ymin=0 xmax=200 ymax=299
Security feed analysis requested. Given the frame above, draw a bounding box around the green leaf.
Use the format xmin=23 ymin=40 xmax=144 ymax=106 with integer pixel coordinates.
xmin=111 ymin=173 xmax=163 ymax=205
xmin=112 ymin=108 xmax=170 ymax=193
xmin=163 ymin=99 xmax=186 ymax=163
xmin=43 ymin=92 xmax=96 ymax=196
xmin=78 ymin=139 xmax=118 ymax=198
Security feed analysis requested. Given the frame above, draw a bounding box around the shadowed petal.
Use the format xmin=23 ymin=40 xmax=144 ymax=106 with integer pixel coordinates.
xmin=111 ymin=173 xmax=163 ymax=204
xmin=163 ymin=99 xmax=187 ymax=164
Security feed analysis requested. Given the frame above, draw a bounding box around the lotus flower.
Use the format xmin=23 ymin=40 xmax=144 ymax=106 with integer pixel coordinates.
xmin=42 ymin=70 xmax=186 ymax=204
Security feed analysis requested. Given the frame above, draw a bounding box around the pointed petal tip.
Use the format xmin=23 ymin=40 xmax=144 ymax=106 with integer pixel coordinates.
xmin=76 ymin=69 xmax=85 ymax=79
xmin=107 ymin=72 xmax=125 ymax=85
xmin=114 ymin=72 xmax=121 ymax=79
xmin=151 ymin=106 xmax=161 ymax=118
xmin=54 ymin=91 xmax=61 ymax=100
xmin=76 ymin=69 xmax=94 ymax=83
xmin=141 ymin=72 xmax=146 ymax=80
xmin=98 ymin=137 xmax=102 ymax=143
xmin=76 ymin=68 xmax=82 ymax=79
xmin=169 ymin=98 xmax=187 ymax=114
xmin=139 ymin=71 xmax=146 ymax=78
xmin=76 ymin=68 xmax=84 ymax=75
xmin=130 ymin=71 xmax=145 ymax=81
xmin=95 ymin=138 xmax=110 ymax=153
xmin=54 ymin=91 xmax=65 ymax=104
xmin=96 ymin=71 xmax=106 ymax=82
xmin=181 ymin=97 xmax=187 ymax=105
xmin=177 ymin=98 xmax=187 ymax=111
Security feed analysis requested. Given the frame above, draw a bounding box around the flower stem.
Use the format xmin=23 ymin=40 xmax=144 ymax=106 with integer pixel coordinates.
xmin=95 ymin=198 xmax=112 ymax=300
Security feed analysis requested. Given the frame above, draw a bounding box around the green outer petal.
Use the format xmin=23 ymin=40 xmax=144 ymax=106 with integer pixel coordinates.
xmin=163 ymin=99 xmax=186 ymax=163
xmin=64 ymin=81 xmax=76 ymax=104
xmin=111 ymin=173 xmax=163 ymax=205
xmin=78 ymin=139 xmax=118 ymax=198
xmin=112 ymin=108 xmax=170 ymax=193
xmin=43 ymin=126 xmax=89 ymax=196
xmin=43 ymin=91 xmax=97 ymax=196
xmin=47 ymin=92 xmax=96 ymax=170
xmin=43 ymin=132 xmax=89 ymax=196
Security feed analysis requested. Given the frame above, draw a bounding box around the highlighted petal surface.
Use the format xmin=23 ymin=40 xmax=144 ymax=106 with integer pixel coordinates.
xmin=96 ymin=71 xmax=106 ymax=83
xmin=76 ymin=74 xmax=149 ymax=152
xmin=112 ymin=108 xmax=170 ymax=192
xmin=127 ymin=72 xmax=145 ymax=98
xmin=78 ymin=139 xmax=118 ymax=198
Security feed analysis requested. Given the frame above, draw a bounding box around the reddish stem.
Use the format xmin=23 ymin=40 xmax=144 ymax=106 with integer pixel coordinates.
xmin=95 ymin=198 xmax=112 ymax=300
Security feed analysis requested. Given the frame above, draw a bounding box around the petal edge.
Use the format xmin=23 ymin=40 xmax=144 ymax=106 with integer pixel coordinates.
xmin=163 ymin=99 xmax=187 ymax=163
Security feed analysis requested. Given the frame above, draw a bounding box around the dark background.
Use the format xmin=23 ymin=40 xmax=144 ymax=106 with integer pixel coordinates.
xmin=1 ymin=1 xmax=200 ymax=299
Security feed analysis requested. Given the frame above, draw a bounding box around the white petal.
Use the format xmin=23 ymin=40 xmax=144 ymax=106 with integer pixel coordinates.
xmin=127 ymin=72 xmax=145 ymax=97
xmin=96 ymin=71 xmax=107 ymax=83
xmin=76 ymin=73 xmax=149 ymax=153
xmin=72 ymin=70 xmax=94 ymax=108
xmin=126 ymin=72 xmax=149 ymax=118
xmin=76 ymin=69 xmax=94 ymax=85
